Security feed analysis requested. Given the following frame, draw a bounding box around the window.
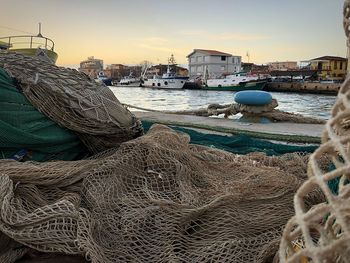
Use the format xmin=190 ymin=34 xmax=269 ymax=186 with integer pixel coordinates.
xmin=233 ymin=57 xmax=236 ymax=64
xmin=196 ymin=56 xmax=201 ymax=62
xmin=221 ymin=56 xmax=226 ymax=61
xmin=334 ymin=61 xmax=338 ymax=70
xmin=340 ymin=62 xmax=343 ymax=70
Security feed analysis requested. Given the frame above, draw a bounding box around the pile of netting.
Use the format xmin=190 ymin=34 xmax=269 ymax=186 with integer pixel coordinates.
xmin=0 ymin=52 xmax=143 ymax=154
xmin=0 ymin=123 xmax=324 ymax=263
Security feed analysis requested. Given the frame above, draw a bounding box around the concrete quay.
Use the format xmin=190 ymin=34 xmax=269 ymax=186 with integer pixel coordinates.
xmin=265 ymin=82 xmax=341 ymax=95
xmin=133 ymin=111 xmax=324 ymax=144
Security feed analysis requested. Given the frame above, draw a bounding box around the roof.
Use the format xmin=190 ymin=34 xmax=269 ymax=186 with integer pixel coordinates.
xmin=310 ymin=56 xmax=347 ymax=61
xmin=187 ymin=49 xmax=232 ymax=57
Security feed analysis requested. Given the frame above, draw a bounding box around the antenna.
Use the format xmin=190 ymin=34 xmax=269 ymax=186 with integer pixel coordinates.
xmin=37 ymin=22 xmax=43 ymax=37
xmin=246 ymin=51 xmax=250 ymax=63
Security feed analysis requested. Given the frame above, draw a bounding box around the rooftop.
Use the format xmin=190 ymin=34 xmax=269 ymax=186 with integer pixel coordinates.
xmin=187 ymin=49 xmax=232 ymax=57
xmin=310 ymin=56 xmax=347 ymax=61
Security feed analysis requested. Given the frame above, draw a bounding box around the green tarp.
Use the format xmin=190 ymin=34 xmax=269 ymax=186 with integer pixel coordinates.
xmin=0 ymin=68 xmax=88 ymax=161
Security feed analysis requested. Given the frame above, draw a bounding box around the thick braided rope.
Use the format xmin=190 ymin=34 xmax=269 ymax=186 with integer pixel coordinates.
xmin=279 ymin=1 xmax=350 ymax=262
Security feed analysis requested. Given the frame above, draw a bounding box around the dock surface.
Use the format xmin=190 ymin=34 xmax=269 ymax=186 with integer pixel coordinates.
xmin=134 ymin=111 xmax=324 ymax=143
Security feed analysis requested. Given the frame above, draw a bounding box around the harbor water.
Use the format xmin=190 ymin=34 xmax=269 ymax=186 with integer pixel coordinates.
xmin=110 ymin=86 xmax=337 ymax=120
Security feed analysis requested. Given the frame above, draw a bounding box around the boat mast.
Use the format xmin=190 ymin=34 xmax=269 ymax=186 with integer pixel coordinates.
xmin=168 ymin=54 xmax=176 ymax=74
xmin=37 ymin=22 xmax=43 ymax=37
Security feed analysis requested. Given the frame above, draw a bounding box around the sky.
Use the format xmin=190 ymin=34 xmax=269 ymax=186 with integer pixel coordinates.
xmin=0 ymin=0 xmax=347 ymax=68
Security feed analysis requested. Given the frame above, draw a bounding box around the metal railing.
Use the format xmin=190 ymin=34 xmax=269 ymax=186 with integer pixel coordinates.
xmin=0 ymin=35 xmax=55 ymax=51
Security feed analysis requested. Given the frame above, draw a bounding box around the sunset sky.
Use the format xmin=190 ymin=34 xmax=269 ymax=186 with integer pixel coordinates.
xmin=1 ymin=0 xmax=347 ymax=68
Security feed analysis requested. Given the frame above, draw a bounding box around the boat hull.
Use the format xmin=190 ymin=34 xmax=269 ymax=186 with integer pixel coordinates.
xmin=203 ymin=81 xmax=267 ymax=91
xmin=142 ymin=78 xmax=187 ymax=89
xmin=10 ymin=48 xmax=58 ymax=64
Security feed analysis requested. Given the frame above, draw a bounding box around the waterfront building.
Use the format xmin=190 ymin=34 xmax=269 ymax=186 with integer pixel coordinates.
xmin=242 ymin=63 xmax=269 ymax=75
xmin=187 ymin=49 xmax=241 ymax=78
xmin=147 ymin=64 xmax=188 ymax=77
xmin=309 ymin=56 xmax=347 ymax=80
xmin=268 ymin=61 xmax=298 ymax=71
xmin=79 ymin=56 xmax=103 ymax=78
xmin=104 ymin=64 xmax=142 ymax=80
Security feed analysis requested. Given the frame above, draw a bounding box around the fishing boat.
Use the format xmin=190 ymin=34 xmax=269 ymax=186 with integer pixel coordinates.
xmin=141 ymin=54 xmax=189 ymax=89
xmin=204 ymin=72 xmax=267 ymax=91
xmin=119 ymin=72 xmax=141 ymax=86
xmin=0 ymin=23 xmax=58 ymax=64
xmin=96 ymin=71 xmax=112 ymax=86
xmin=141 ymin=67 xmax=188 ymax=89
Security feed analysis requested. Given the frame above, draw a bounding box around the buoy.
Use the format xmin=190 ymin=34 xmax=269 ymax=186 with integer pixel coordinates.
xmin=234 ymin=90 xmax=273 ymax=106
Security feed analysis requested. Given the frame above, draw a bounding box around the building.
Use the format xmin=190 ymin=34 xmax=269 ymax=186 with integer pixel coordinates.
xmin=104 ymin=64 xmax=143 ymax=80
xmin=78 ymin=56 xmax=103 ymax=78
xmin=268 ymin=61 xmax=298 ymax=71
xmin=309 ymin=56 xmax=347 ymax=80
xmin=187 ymin=49 xmax=241 ymax=78
xmin=146 ymin=64 xmax=188 ymax=77
xmin=242 ymin=63 xmax=269 ymax=75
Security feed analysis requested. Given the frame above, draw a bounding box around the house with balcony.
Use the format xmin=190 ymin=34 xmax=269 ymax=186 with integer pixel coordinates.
xmin=78 ymin=56 xmax=103 ymax=79
xmin=309 ymin=56 xmax=347 ymax=80
xmin=187 ymin=49 xmax=241 ymax=78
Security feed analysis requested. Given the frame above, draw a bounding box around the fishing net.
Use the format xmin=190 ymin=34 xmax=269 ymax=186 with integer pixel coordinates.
xmin=278 ymin=1 xmax=350 ymax=261
xmin=0 ymin=52 xmax=143 ymax=154
xmin=0 ymin=121 xmax=323 ymax=263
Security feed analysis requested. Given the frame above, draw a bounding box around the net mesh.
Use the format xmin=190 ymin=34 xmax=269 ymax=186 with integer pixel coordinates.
xmin=278 ymin=1 xmax=350 ymax=261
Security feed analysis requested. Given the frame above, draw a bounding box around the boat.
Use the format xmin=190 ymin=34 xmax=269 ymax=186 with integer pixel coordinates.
xmin=96 ymin=71 xmax=112 ymax=86
xmin=141 ymin=68 xmax=188 ymax=89
xmin=0 ymin=23 xmax=58 ymax=64
xmin=204 ymin=72 xmax=267 ymax=91
xmin=119 ymin=72 xmax=141 ymax=86
xmin=141 ymin=55 xmax=189 ymax=89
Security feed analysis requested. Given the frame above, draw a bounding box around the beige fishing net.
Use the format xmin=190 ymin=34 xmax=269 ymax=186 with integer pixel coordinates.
xmin=278 ymin=1 xmax=350 ymax=262
xmin=0 ymin=123 xmax=321 ymax=263
xmin=0 ymin=52 xmax=143 ymax=154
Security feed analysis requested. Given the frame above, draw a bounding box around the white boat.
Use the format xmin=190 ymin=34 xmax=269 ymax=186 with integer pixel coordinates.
xmin=119 ymin=72 xmax=140 ymax=86
xmin=141 ymin=65 xmax=188 ymax=89
xmin=204 ymin=72 xmax=267 ymax=91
